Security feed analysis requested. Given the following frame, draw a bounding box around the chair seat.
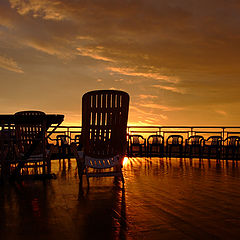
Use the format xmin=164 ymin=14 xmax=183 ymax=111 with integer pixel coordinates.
xmin=20 ymin=153 xmax=44 ymax=161
xmin=77 ymin=151 xmax=120 ymax=169
xmin=85 ymin=155 xmax=120 ymax=169
xmin=19 ymin=149 xmax=50 ymax=162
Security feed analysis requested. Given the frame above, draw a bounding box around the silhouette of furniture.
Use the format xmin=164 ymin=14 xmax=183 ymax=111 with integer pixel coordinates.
xmin=0 ymin=129 xmax=14 ymax=180
xmin=74 ymin=134 xmax=83 ymax=151
xmin=185 ymin=135 xmax=204 ymax=158
xmin=72 ymin=90 xmax=129 ymax=186
xmin=0 ymin=113 xmax=64 ymax=177
xmin=13 ymin=111 xmax=51 ymax=175
xmin=128 ymin=135 xmax=146 ymax=156
xmin=0 ymin=112 xmax=64 ymax=178
xmin=56 ymin=134 xmax=71 ymax=158
xmin=147 ymin=135 xmax=164 ymax=157
xmin=166 ymin=135 xmax=183 ymax=158
xmin=202 ymin=136 xmax=222 ymax=159
xmin=223 ymin=136 xmax=239 ymax=160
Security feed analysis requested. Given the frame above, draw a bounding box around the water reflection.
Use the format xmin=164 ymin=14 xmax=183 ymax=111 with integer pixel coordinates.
xmin=0 ymin=164 xmax=126 ymax=240
xmin=0 ymin=158 xmax=240 ymax=239
xmin=77 ymin=181 xmax=127 ymax=240
xmin=123 ymin=157 xmax=240 ymax=239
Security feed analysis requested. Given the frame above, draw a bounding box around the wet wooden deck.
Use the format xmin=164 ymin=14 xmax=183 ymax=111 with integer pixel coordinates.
xmin=1 ymin=157 xmax=240 ymax=240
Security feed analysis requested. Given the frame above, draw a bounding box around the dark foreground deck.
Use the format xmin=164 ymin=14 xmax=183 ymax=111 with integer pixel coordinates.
xmin=1 ymin=157 xmax=240 ymax=240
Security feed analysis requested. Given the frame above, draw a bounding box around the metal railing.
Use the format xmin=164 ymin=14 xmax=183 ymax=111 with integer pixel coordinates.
xmin=45 ymin=125 xmax=240 ymax=159
xmin=47 ymin=125 xmax=240 ymax=144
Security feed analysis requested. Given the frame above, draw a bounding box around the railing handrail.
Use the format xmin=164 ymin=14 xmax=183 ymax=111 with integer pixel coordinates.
xmin=45 ymin=125 xmax=240 ymax=143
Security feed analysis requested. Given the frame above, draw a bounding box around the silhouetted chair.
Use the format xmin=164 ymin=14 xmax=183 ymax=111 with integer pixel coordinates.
xmin=147 ymin=135 xmax=164 ymax=157
xmin=56 ymin=134 xmax=71 ymax=158
xmin=13 ymin=111 xmax=52 ymax=175
xmin=202 ymin=136 xmax=222 ymax=159
xmin=185 ymin=135 xmax=204 ymax=158
xmin=72 ymin=90 xmax=129 ymax=186
xmin=128 ymin=135 xmax=146 ymax=156
xmin=166 ymin=135 xmax=183 ymax=158
xmin=0 ymin=129 xmax=14 ymax=179
xmin=74 ymin=134 xmax=83 ymax=151
xmin=223 ymin=136 xmax=239 ymax=160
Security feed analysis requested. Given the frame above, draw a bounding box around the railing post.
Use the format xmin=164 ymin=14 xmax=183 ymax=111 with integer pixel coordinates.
xmin=67 ymin=127 xmax=70 ymax=143
xmin=190 ymin=127 xmax=193 ymax=137
xmin=222 ymin=127 xmax=225 ymax=140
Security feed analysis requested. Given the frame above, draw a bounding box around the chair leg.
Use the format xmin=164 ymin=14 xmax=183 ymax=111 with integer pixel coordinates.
xmin=225 ymin=148 xmax=229 ymax=160
xmin=121 ymin=172 xmax=125 ymax=187
xmin=47 ymin=158 xmax=51 ymax=174
xmin=184 ymin=145 xmax=188 ymax=158
xmin=70 ymin=143 xmax=84 ymax=180
xmin=199 ymin=146 xmax=202 ymax=159
xmin=180 ymin=146 xmax=183 ymax=158
xmin=42 ymin=160 xmax=45 ymax=175
xmin=85 ymin=167 xmax=90 ymax=186
xmin=233 ymin=148 xmax=236 ymax=160
xmin=76 ymin=158 xmax=83 ymax=180
xmin=161 ymin=146 xmax=164 ymax=157
xmin=189 ymin=146 xmax=193 ymax=158
xmin=217 ymin=147 xmax=221 ymax=160
xmin=120 ymin=168 xmax=124 ymax=181
xmin=47 ymin=145 xmax=56 ymax=174
xmin=208 ymin=147 xmax=211 ymax=159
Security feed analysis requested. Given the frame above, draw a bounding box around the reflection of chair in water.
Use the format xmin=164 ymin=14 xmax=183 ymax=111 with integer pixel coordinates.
xmin=77 ymin=180 xmax=126 ymax=239
xmin=13 ymin=111 xmax=52 ymax=175
xmin=202 ymin=136 xmax=222 ymax=159
xmin=223 ymin=136 xmax=239 ymax=160
xmin=147 ymin=135 xmax=164 ymax=157
xmin=72 ymin=90 xmax=129 ymax=186
xmin=166 ymin=135 xmax=183 ymax=158
xmin=128 ymin=135 xmax=146 ymax=156
xmin=185 ymin=135 xmax=204 ymax=158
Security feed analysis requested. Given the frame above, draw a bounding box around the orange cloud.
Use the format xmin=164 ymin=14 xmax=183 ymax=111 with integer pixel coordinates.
xmin=77 ymin=47 xmax=115 ymax=62
xmin=0 ymin=55 xmax=23 ymax=73
xmin=139 ymin=103 xmax=183 ymax=112
xmin=9 ymin=0 xmax=66 ymax=20
xmin=107 ymin=67 xmax=177 ymax=83
xmin=215 ymin=110 xmax=227 ymax=116
xmin=139 ymin=94 xmax=158 ymax=99
xmin=152 ymin=85 xmax=184 ymax=94
xmin=129 ymin=105 xmax=168 ymax=125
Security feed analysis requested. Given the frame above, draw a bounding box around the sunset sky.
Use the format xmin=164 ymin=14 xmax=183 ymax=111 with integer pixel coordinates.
xmin=1 ymin=0 xmax=240 ymax=126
